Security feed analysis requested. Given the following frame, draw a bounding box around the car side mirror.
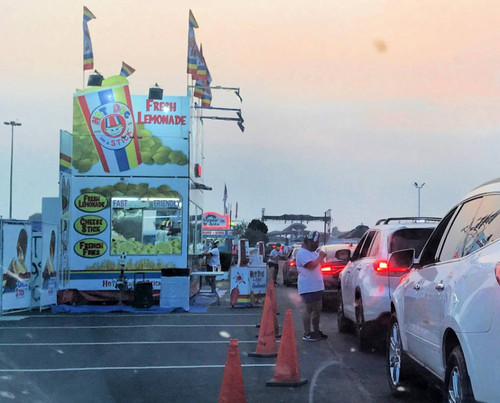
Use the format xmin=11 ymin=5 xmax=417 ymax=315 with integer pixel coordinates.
xmin=335 ymin=249 xmax=351 ymax=261
xmin=388 ymin=248 xmax=415 ymax=271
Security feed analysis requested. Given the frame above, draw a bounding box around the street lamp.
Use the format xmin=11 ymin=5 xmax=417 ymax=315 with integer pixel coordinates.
xmin=413 ymin=182 xmax=425 ymax=217
xmin=4 ymin=121 xmax=21 ymax=219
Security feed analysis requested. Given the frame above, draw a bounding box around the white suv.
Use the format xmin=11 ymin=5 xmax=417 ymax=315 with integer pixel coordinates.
xmin=387 ymin=178 xmax=500 ymax=402
xmin=337 ymin=217 xmax=439 ymax=350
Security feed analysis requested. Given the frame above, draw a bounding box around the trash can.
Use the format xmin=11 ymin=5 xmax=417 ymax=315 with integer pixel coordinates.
xmin=160 ymin=268 xmax=190 ymax=311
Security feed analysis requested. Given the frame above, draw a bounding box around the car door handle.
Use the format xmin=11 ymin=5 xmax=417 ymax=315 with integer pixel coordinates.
xmin=356 ymin=266 xmax=361 ymax=271
xmin=414 ymin=284 xmax=421 ymax=291
xmin=435 ymin=282 xmax=445 ymax=291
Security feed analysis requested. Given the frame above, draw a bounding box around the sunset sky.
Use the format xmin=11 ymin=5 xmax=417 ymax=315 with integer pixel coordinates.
xmin=2 ymin=0 xmax=500 ymax=231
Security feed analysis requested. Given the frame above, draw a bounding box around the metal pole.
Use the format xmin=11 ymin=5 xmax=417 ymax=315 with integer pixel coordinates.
xmin=413 ymin=182 xmax=425 ymax=218
xmin=4 ymin=121 xmax=21 ymax=219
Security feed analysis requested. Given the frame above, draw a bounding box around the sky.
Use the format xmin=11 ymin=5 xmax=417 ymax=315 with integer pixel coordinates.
xmin=2 ymin=0 xmax=500 ymax=233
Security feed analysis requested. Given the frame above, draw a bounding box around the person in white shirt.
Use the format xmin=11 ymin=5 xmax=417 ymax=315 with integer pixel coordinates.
xmin=268 ymin=243 xmax=282 ymax=286
xmin=296 ymin=231 xmax=327 ymax=342
xmin=203 ymin=240 xmax=220 ymax=290
xmin=155 ymin=221 xmax=169 ymax=244
xmin=205 ymin=240 xmax=220 ymax=271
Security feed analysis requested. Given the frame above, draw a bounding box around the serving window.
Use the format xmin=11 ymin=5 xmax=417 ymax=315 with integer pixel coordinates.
xmin=110 ymin=197 xmax=182 ymax=255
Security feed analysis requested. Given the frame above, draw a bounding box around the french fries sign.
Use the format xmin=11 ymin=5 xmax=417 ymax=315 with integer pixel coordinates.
xmin=74 ymin=238 xmax=108 ymax=258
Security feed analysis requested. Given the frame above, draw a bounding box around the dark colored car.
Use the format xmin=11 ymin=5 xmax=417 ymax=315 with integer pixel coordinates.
xmin=319 ymin=243 xmax=357 ymax=310
xmin=282 ymin=245 xmax=300 ymax=286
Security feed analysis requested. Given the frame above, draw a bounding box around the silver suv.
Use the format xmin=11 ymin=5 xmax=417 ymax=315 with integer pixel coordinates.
xmin=337 ymin=217 xmax=439 ymax=351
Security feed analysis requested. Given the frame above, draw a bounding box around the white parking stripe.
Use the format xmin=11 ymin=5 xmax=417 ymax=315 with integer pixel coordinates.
xmin=28 ymin=313 xmax=261 ymax=318
xmin=0 ymin=340 xmax=260 ymax=346
xmin=0 ymin=364 xmax=275 ymax=373
xmin=0 ymin=324 xmax=256 ymax=330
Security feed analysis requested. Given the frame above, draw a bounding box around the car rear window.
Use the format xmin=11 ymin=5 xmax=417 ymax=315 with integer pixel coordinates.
xmin=388 ymin=228 xmax=434 ymax=255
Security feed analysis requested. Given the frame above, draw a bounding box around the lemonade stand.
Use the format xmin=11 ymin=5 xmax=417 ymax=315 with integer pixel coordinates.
xmin=57 ymin=76 xmax=205 ymax=303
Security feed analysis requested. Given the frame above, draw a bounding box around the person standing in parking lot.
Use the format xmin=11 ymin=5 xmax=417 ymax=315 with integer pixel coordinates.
xmin=296 ymin=231 xmax=328 ymax=341
xmin=268 ymin=243 xmax=282 ymax=286
xmin=203 ymin=240 xmax=220 ymax=291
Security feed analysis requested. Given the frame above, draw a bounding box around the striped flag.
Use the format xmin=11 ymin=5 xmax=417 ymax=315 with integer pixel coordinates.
xmin=83 ymin=6 xmax=96 ymax=71
xmin=201 ymin=66 xmax=212 ymax=107
xmin=193 ymin=45 xmax=207 ymax=98
xmin=187 ymin=10 xmax=200 ymax=76
xmin=120 ymin=61 xmax=135 ymax=77
xmin=193 ymin=44 xmax=207 ymax=81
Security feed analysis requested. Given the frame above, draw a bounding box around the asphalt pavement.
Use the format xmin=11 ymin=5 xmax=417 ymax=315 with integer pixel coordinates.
xmin=0 ymin=266 xmax=442 ymax=402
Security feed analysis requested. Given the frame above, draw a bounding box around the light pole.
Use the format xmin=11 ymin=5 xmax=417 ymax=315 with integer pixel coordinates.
xmin=4 ymin=121 xmax=21 ymax=219
xmin=413 ymin=182 xmax=425 ymax=217
xmin=323 ymin=209 xmax=331 ymax=245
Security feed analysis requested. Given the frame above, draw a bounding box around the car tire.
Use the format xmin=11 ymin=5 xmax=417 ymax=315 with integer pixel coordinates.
xmin=387 ymin=313 xmax=410 ymax=397
xmin=355 ymin=296 xmax=369 ymax=351
xmin=337 ymin=289 xmax=354 ymax=333
xmin=444 ymin=345 xmax=474 ymax=402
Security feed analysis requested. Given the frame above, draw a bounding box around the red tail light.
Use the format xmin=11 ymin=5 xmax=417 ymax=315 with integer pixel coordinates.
xmin=321 ymin=263 xmax=345 ymax=275
xmin=289 ymin=260 xmax=296 ymax=267
xmin=374 ymin=260 xmax=409 ymax=276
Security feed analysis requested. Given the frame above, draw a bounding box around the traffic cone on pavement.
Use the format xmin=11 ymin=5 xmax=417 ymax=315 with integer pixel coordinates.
xmin=266 ymin=310 xmax=307 ymax=387
xmin=257 ymin=281 xmax=280 ymax=337
xmin=267 ymin=281 xmax=280 ymax=337
xmin=219 ymin=339 xmax=246 ymax=403
xmin=249 ymin=294 xmax=278 ymax=357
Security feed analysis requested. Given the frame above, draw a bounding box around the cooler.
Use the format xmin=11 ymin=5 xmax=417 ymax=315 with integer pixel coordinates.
xmin=160 ymin=268 xmax=190 ymax=311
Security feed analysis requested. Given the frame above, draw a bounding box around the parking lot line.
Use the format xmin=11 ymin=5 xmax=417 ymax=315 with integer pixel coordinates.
xmin=0 ymin=363 xmax=276 ymax=373
xmin=0 ymin=324 xmax=256 ymax=330
xmin=0 ymin=340 xmax=260 ymax=346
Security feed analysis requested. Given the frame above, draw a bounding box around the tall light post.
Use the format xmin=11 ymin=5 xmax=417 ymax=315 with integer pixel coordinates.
xmin=4 ymin=121 xmax=21 ymax=219
xmin=413 ymin=182 xmax=425 ymax=217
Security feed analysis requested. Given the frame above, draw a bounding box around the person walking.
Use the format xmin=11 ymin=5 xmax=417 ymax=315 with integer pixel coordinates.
xmin=203 ymin=240 xmax=220 ymax=291
xmin=268 ymin=243 xmax=282 ymax=286
xmin=296 ymin=231 xmax=328 ymax=342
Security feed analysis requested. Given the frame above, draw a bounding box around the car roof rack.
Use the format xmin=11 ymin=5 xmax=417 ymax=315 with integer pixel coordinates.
xmin=375 ymin=217 xmax=441 ymax=225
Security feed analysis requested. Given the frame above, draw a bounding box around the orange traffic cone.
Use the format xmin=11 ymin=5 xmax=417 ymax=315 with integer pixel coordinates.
xmin=256 ymin=281 xmax=280 ymax=337
xmin=249 ymin=294 xmax=278 ymax=357
xmin=266 ymin=310 xmax=307 ymax=387
xmin=219 ymin=339 xmax=246 ymax=403
xmin=267 ymin=281 xmax=281 ymax=338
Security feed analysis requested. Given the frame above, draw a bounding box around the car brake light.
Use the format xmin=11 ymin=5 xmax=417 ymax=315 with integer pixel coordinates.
xmin=321 ymin=263 xmax=345 ymax=275
xmin=374 ymin=261 xmax=388 ymax=272
xmin=374 ymin=260 xmax=409 ymax=276
xmin=289 ymin=260 xmax=296 ymax=267
xmin=495 ymin=262 xmax=500 ymax=286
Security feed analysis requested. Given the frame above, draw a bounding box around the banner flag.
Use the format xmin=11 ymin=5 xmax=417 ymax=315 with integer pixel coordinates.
xmin=193 ymin=44 xmax=207 ymax=81
xmin=201 ymin=66 xmax=212 ymax=107
xmin=189 ymin=9 xmax=199 ymax=28
xmin=83 ymin=6 xmax=96 ymax=71
xmin=75 ymin=79 xmax=142 ymax=173
xmin=187 ymin=10 xmax=200 ymax=76
xmin=120 ymin=61 xmax=135 ymax=77
xmin=223 ymin=183 xmax=228 ymax=214
xmin=193 ymin=79 xmax=204 ymax=99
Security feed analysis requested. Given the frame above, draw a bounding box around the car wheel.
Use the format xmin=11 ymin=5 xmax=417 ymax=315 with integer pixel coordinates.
xmin=387 ymin=313 xmax=409 ymax=397
xmin=355 ymin=296 xmax=369 ymax=351
xmin=337 ymin=289 xmax=354 ymax=333
xmin=445 ymin=345 xmax=474 ymax=402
